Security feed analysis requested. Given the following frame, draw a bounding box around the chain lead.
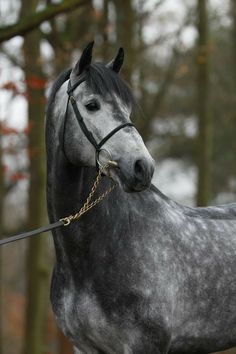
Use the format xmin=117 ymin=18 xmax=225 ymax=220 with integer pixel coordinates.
xmin=60 ymin=163 xmax=116 ymax=226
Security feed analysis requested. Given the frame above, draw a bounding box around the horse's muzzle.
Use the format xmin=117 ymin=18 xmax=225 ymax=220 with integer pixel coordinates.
xmin=130 ymin=157 xmax=155 ymax=191
xmin=117 ymin=157 xmax=155 ymax=192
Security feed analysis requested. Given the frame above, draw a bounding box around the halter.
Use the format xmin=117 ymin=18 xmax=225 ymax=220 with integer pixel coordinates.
xmin=62 ymin=76 xmax=135 ymax=169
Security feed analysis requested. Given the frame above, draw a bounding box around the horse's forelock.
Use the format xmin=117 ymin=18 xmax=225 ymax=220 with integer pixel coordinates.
xmin=86 ymin=63 xmax=137 ymax=110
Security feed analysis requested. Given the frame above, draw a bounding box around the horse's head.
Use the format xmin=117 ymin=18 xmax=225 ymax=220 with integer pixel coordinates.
xmin=63 ymin=42 xmax=154 ymax=192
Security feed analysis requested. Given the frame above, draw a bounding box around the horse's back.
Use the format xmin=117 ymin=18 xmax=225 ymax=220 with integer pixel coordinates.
xmin=184 ymin=202 xmax=236 ymax=220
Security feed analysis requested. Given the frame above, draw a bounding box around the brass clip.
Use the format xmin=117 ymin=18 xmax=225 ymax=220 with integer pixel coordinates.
xmin=69 ymin=96 xmax=76 ymax=103
xmin=108 ymin=160 xmax=118 ymax=168
xmin=60 ymin=217 xmax=71 ymax=226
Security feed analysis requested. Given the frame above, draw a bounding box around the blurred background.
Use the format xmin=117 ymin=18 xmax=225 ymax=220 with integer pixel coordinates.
xmin=0 ymin=0 xmax=236 ymax=353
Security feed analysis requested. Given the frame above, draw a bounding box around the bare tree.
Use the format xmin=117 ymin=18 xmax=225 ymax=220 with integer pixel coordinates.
xmin=21 ymin=0 xmax=50 ymax=352
xmin=112 ymin=0 xmax=135 ymax=84
xmin=0 ymin=0 xmax=89 ymax=43
xmin=196 ymin=0 xmax=212 ymax=206
xmin=231 ymin=0 xmax=236 ymax=190
xmin=0 ymin=126 xmax=4 ymax=354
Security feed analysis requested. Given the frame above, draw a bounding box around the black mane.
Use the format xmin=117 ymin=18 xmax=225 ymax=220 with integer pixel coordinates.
xmin=46 ymin=68 xmax=72 ymax=119
xmin=86 ymin=63 xmax=136 ymax=109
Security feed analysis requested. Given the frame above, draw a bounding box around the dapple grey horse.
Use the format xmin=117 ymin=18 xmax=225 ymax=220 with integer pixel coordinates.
xmin=46 ymin=42 xmax=236 ymax=354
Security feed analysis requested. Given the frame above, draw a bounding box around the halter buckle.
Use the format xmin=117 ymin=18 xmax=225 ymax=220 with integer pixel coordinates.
xmin=69 ymin=95 xmax=76 ymax=103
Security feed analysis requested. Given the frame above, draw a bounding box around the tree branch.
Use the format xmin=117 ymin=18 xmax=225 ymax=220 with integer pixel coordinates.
xmin=0 ymin=0 xmax=89 ymax=43
xmin=0 ymin=47 xmax=24 ymax=69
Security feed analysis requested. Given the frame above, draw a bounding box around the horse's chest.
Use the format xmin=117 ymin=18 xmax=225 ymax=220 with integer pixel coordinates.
xmin=51 ymin=274 xmax=77 ymax=340
xmin=51 ymin=276 xmax=139 ymax=353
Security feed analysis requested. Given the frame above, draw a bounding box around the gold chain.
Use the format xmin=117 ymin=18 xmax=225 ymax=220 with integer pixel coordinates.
xmin=60 ymin=164 xmax=116 ymax=226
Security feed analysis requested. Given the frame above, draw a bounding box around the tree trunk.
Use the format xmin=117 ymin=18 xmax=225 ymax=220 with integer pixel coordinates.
xmin=0 ymin=125 xmax=4 ymax=354
xmin=196 ymin=0 xmax=212 ymax=206
xmin=58 ymin=329 xmax=73 ymax=354
xmin=231 ymin=0 xmax=236 ymax=191
xmin=100 ymin=0 xmax=110 ymax=61
xmin=21 ymin=1 xmax=50 ymax=353
xmin=112 ymin=0 xmax=135 ymax=84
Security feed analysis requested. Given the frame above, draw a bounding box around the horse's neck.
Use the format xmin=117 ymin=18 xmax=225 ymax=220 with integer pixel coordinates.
xmin=47 ymin=148 xmax=120 ymax=266
xmin=46 ymin=143 xmax=179 ymax=280
xmin=48 ymin=155 xmax=94 ymax=216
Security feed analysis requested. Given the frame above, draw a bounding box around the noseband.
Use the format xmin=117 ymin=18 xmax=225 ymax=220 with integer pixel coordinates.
xmin=62 ymin=76 xmax=135 ymax=169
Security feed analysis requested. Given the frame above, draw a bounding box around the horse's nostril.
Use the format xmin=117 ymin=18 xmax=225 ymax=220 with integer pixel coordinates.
xmin=134 ymin=159 xmax=145 ymax=178
xmin=133 ymin=158 xmax=154 ymax=188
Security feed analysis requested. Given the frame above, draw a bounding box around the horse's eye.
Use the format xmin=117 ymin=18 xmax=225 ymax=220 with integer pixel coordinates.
xmin=85 ymin=100 xmax=100 ymax=112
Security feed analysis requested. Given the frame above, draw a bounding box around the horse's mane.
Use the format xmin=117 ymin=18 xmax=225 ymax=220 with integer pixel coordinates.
xmin=46 ymin=68 xmax=72 ymax=120
xmin=86 ymin=63 xmax=137 ymax=109
xmin=150 ymin=184 xmax=236 ymax=220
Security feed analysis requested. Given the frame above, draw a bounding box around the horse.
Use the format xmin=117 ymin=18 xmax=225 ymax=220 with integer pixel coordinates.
xmin=46 ymin=42 xmax=236 ymax=354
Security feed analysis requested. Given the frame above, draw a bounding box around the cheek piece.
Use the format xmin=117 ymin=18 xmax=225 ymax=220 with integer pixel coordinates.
xmin=60 ymin=76 xmax=135 ymax=170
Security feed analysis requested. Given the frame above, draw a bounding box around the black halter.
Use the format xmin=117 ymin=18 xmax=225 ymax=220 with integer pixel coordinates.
xmin=62 ymin=77 xmax=134 ymax=169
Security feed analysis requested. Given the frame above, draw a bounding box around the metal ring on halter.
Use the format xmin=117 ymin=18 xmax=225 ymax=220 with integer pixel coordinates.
xmin=96 ymin=148 xmax=118 ymax=170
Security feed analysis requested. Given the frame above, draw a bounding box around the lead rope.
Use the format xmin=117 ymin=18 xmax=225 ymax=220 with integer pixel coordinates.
xmin=0 ymin=163 xmax=117 ymax=246
xmin=60 ymin=163 xmax=116 ymax=227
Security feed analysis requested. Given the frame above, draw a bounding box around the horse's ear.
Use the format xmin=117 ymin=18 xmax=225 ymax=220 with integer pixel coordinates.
xmin=73 ymin=41 xmax=94 ymax=76
xmin=107 ymin=47 xmax=124 ymax=73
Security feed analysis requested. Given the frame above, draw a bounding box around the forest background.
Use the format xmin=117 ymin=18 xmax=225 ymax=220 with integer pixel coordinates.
xmin=0 ymin=0 xmax=236 ymax=353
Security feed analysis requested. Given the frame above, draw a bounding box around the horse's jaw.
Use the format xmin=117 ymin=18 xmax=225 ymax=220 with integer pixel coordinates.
xmin=105 ymin=165 xmax=153 ymax=193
